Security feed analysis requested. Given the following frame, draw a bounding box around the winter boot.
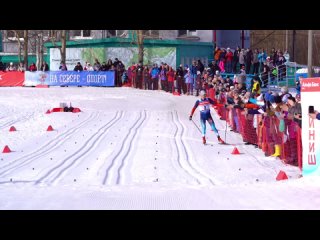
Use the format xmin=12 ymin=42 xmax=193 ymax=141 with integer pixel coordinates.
xmin=271 ymin=144 xmax=281 ymax=157
xmin=202 ymin=136 xmax=206 ymax=144
xmin=218 ymin=136 xmax=225 ymax=144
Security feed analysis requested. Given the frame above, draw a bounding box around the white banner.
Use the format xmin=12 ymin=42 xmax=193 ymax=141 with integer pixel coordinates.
xmin=50 ymin=48 xmax=83 ymax=71
xmin=50 ymin=47 xmax=177 ymax=71
xmin=301 ymin=78 xmax=320 ymax=176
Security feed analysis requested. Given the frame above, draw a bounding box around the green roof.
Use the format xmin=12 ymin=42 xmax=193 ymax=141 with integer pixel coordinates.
xmin=45 ymin=37 xmax=213 ymax=48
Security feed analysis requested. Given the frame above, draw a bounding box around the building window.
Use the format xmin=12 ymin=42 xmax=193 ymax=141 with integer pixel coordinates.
xmin=106 ymin=30 xmax=127 ymax=37
xmin=178 ymin=30 xmax=197 ymax=37
xmin=83 ymin=30 xmax=91 ymax=37
xmin=141 ymin=30 xmax=159 ymax=38
xmin=178 ymin=30 xmax=187 ymax=36
xmin=108 ymin=30 xmax=116 ymax=37
xmin=72 ymin=30 xmax=92 ymax=38
xmin=6 ymin=30 xmax=24 ymax=40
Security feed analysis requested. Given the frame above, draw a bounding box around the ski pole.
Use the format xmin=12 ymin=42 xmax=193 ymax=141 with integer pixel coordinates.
xmin=224 ymin=111 xmax=227 ymax=143
xmin=225 ymin=109 xmax=227 ymax=143
xmin=191 ymin=119 xmax=202 ymax=134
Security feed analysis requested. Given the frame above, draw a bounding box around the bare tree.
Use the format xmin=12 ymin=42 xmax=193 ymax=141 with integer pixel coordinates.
xmin=8 ymin=30 xmax=23 ymax=63
xmin=60 ymin=30 xmax=67 ymax=64
xmin=137 ymin=30 xmax=144 ymax=64
xmin=131 ymin=30 xmax=145 ymax=64
xmin=23 ymin=30 xmax=28 ymax=68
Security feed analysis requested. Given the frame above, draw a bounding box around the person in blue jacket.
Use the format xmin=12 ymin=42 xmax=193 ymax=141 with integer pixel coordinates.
xmin=189 ymin=90 xmax=225 ymax=144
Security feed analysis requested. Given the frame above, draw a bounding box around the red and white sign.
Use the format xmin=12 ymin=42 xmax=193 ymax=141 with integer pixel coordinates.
xmin=0 ymin=71 xmax=25 ymax=87
xmin=300 ymin=78 xmax=320 ymax=92
xmin=301 ymin=78 xmax=320 ymax=176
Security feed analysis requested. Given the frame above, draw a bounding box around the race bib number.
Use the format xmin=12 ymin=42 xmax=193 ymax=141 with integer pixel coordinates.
xmin=199 ymin=104 xmax=210 ymax=111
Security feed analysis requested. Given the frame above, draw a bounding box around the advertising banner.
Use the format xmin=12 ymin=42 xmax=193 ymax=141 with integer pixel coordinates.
xmin=0 ymin=71 xmax=25 ymax=86
xmin=24 ymin=71 xmax=50 ymax=86
xmin=301 ymin=77 xmax=320 ymax=176
xmin=50 ymin=47 xmax=177 ymax=70
xmin=48 ymin=71 xmax=115 ymax=87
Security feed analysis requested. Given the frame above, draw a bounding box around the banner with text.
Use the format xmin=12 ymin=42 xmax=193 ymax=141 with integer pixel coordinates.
xmin=24 ymin=71 xmax=115 ymax=87
xmin=0 ymin=71 xmax=25 ymax=86
xmin=301 ymin=78 xmax=320 ymax=176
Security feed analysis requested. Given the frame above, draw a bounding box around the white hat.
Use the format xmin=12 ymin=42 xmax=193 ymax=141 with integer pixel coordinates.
xmin=10 ymin=62 xmax=13 ymax=65
xmin=257 ymin=94 xmax=264 ymax=101
xmin=200 ymin=90 xmax=207 ymax=96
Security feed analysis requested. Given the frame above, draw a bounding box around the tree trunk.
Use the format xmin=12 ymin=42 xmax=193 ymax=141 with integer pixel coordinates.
xmin=23 ymin=30 xmax=28 ymax=69
xmin=18 ymin=40 xmax=22 ymax=63
xmin=36 ymin=32 xmax=44 ymax=70
xmin=60 ymin=30 xmax=67 ymax=64
xmin=39 ymin=32 xmax=43 ymax=69
xmin=11 ymin=30 xmax=22 ymax=63
xmin=137 ymin=30 xmax=144 ymax=64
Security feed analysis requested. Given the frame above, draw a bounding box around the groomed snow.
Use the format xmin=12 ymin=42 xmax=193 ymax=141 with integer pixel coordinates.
xmin=0 ymin=86 xmax=317 ymax=209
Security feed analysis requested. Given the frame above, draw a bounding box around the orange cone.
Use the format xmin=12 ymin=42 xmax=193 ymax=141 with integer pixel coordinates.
xmin=47 ymin=125 xmax=54 ymax=131
xmin=9 ymin=126 xmax=16 ymax=132
xmin=2 ymin=145 xmax=11 ymax=153
xmin=276 ymin=170 xmax=288 ymax=181
xmin=45 ymin=109 xmax=51 ymax=114
xmin=231 ymin=147 xmax=240 ymax=154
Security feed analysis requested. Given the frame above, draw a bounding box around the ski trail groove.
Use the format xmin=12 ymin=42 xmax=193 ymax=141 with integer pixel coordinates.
xmin=175 ymin=110 xmax=216 ymax=186
xmin=170 ymin=111 xmax=202 ymax=184
xmin=116 ymin=110 xmax=147 ymax=185
xmin=33 ymin=111 xmax=122 ymax=185
xmin=0 ymin=112 xmax=98 ymax=177
xmin=102 ymin=111 xmax=145 ymax=185
xmin=0 ymin=112 xmax=34 ymax=130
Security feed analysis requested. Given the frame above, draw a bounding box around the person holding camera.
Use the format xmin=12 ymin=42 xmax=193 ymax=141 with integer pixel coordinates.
xmin=189 ymin=90 xmax=225 ymax=145
xmin=287 ymin=96 xmax=301 ymax=128
xmin=309 ymin=109 xmax=320 ymax=120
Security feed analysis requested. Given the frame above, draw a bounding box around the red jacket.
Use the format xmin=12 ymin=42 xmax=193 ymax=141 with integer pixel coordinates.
xmin=29 ymin=64 xmax=37 ymax=72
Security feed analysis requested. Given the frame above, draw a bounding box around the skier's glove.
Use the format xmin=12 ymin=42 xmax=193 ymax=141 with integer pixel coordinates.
xmin=189 ymin=116 xmax=192 ymax=121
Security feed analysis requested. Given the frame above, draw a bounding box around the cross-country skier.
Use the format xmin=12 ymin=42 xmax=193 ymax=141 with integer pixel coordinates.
xmin=189 ymin=90 xmax=225 ymax=144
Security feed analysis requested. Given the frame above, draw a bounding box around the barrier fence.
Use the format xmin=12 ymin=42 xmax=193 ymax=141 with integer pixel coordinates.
xmin=213 ymin=103 xmax=302 ymax=169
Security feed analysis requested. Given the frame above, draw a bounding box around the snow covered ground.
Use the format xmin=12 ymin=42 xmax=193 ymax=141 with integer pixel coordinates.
xmin=0 ymin=86 xmax=318 ymax=209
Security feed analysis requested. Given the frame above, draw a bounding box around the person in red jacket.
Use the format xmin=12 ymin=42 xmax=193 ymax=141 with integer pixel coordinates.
xmin=29 ymin=62 xmax=37 ymax=72
xmin=189 ymin=90 xmax=225 ymax=144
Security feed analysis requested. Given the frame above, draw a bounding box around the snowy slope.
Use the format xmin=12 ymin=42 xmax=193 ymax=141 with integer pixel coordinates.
xmin=0 ymin=87 xmax=318 ymax=209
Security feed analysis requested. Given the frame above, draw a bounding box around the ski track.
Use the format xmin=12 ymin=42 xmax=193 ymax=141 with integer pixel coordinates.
xmin=0 ymin=180 xmax=33 ymax=185
xmin=170 ymin=111 xmax=201 ymax=184
xmin=116 ymin=110 xmax=147 ymax=185
xmin=0 ymin=112 xmax=99 ymax=178
xmin=0 ymin=112 xmax=35 ymax=130
xmin=175 ymin=110 xmax=216 ymax=186
xmin=102 ymin=111 xmax=146 ymax=185
xmin=34 ymin=111 xmax=123 ymax=186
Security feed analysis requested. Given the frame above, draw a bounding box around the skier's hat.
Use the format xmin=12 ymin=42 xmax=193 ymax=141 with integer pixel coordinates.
xmin=200 ymin=90 xmax=207 ymax=96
